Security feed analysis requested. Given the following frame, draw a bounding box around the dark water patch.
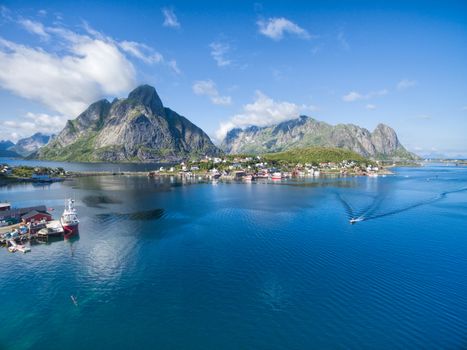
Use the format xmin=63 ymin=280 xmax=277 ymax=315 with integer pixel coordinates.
xmin=95 ymin=208 xmax=165 ymax=223
xmin=82 ymin=195 xmax=123 ymax=208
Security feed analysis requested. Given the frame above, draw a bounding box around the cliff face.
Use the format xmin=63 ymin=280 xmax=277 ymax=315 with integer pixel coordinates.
xmin=38 ymin=85 xmax=221 ymax=162
xmin=221 ymin=116 xmax=417 ymax=159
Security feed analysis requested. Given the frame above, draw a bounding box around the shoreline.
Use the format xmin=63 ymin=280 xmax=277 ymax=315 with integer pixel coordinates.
xmin=1 ymin=168 xmax=395 ymax=187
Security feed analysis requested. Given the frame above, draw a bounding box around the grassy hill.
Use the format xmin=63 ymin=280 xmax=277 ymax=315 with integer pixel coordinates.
xmin=263 ymin=146 xmax=369 ymax=165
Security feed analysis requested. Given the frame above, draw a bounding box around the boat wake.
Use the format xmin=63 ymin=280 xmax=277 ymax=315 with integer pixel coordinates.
xmin=338 ymin=187 xmax=467 ymax=224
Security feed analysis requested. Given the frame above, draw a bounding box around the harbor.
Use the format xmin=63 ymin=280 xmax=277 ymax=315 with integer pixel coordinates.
xmin=0 ymin=199 xmax=79 ymax=253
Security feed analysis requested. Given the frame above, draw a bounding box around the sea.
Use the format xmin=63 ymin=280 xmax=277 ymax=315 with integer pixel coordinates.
xmin=0 ymin=159 xmax=466 ymax=349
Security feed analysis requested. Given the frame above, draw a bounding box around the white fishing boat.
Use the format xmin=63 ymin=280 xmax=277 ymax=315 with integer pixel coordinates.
xmin=271 ymin=172 xmax=282 ymax=180
xmin=60 ymin=199 xmax=79 ymax=233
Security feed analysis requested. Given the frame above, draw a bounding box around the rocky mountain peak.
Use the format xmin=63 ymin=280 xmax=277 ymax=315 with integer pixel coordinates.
xmin=127 ymin=84 xmax=164 ymax=115
xmin=37 ymin=84 xmax=221 ymax=162
xmin=221 ymin=116 xmax=417 ymax=160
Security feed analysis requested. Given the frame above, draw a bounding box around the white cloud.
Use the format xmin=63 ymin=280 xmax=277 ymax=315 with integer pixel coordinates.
xmin=18 ymin=19 xmax=49 ymax=39
xmin=0 ymin=18 xmax=180 ymax=122
xmin=257 ymin=17 xmax=310 ymax=41
xmin=342 ymin=91 xmax=363 ymax=102
xmin=365 ymin=104 xmax=376 ymax=110
xmin=337 ymin=30 xmax=349 ymax=50
xmin=342 ymin=89 xmax=388 ymax=102
xmin=0 ymin=35 xmax=135 ymax=117
xmin=0 ymin=112 xmax=65 ymax=141
xmin=162 ymin=8 xmax=180 ymax=28
xmin=167 ymin=59 xmax=181 ymax=74
xmin=210 ymin=42 xmax=231 ymax=67
xmin=397 ymin=79 xmax=417 ymax=90
xmin=216 ymin=91 xmax=316 ymax=140
xmin=193 ymin=80 xmax=231 ymax=106
xmin=415 ymin=114 xmax=431 ymax=120
xmin=119 ymin=40 xmax=163 ymax=64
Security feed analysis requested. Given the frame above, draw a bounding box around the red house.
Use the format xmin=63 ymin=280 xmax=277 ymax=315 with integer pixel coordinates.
xmin=21 ymin=210 xmax=52 ymax=224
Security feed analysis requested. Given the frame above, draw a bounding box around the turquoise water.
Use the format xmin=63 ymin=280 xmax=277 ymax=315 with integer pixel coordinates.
xmin=0 ymin=165 xmax=466 ymax=349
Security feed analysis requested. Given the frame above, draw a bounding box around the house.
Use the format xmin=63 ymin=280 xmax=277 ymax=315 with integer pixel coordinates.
xmin=31 ymin=174 xmax=51 ymax=181
xmin=0 ymin=166 xmax=12 ymax=175
xmin=21 ymin=210 xmax=52 ymax=224
xmin=0 ymin=203 xmax=11 ymax=211
xmin=234 ymin=171 xmax=246 ymax=179
xmin=0 ymin=205 xmax=51 ymax=223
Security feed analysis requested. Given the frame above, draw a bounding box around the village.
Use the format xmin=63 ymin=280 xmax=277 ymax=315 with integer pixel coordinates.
xmin=0 ymin=164 xmax=66 ymax=184
xmin=148 ymin=155 xmax=392 ymax=180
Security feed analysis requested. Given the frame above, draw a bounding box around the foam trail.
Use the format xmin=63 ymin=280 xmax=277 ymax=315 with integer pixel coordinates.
xmin=355 ymin=192 xmax=389 ymax=220
xmin=363 ymin=187 xmax=467 ymax=222
xmin=336 ymin=193 xmax=355 ymax=219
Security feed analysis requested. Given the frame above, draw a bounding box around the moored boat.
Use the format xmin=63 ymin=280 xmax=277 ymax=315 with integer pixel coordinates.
xmin=60 ymin=199 xmax=79 ymax=233
xmin=271 ymin=172 xmax=282 ymax=180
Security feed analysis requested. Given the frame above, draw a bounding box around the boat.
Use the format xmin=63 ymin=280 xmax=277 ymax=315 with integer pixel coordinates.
xmin=349 ymin=218 xmax=363 ymax=224
xmin=16 ymin=244 xmax=31 ymax=253
xmin=38 ymin=222 xmax=64 ymax=238
xmin=243 ymin=174 xmax=254 ymax=181
xmin=255 ymin=171 xmax=269 ymax=179
xmin=60 ymin=199 xmax=79 ymax=233
xmin=271 ymin=172 xmax=282 ymax=180
xmin=7 ymin=239 xmax=30 ymax=253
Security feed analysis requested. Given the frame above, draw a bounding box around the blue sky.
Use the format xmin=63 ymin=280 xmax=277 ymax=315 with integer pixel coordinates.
xmin=0 ymin=0 xmax=466 ymax=157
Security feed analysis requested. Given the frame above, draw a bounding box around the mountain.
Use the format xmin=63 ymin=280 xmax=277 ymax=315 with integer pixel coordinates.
xmin=0 ymin=140 xmax=20 ymax=158
xmin=10 ymin=133 xmax=52 ymax=157
xmin=37 ymin=85 xmax=221 ymax=162
xmin=221 ymin=116 xmax=418 ymax=160
xmin=0 ymin=140 xmax=14 ymax=150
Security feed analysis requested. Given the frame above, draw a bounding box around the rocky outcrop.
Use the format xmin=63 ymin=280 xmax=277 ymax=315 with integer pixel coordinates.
xmin=221 ymin=116 xmax=417 ymax=159
xmin=37 ymin=85 xmax=221 ymax=162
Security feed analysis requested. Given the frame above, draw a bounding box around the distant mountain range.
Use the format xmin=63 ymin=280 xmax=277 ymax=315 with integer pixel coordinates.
xmin=10 ymin=133 xmax=52 ymax=157
xmin=13 ymin=84 xmax=419 ymax=162
xmin=221 ymin=116 xmax=418 ymax=160
xmin=0 ymin=140 xmax=20 ymax=158
xmin=0 ymin=133 xmax=52 ymax=158
xmin=37 ymin=85 xmax=220 ymax=162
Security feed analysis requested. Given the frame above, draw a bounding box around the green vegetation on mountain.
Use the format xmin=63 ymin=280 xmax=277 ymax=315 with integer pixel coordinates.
xmin=263 ymin=147 xmax=369 ymax=165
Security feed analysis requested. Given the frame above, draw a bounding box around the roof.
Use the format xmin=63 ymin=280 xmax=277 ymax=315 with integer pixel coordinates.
xmin=21 ymin=210 xmax=51 ymax=220
xmin=0 ymin=205 xmax=48 ymax=219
